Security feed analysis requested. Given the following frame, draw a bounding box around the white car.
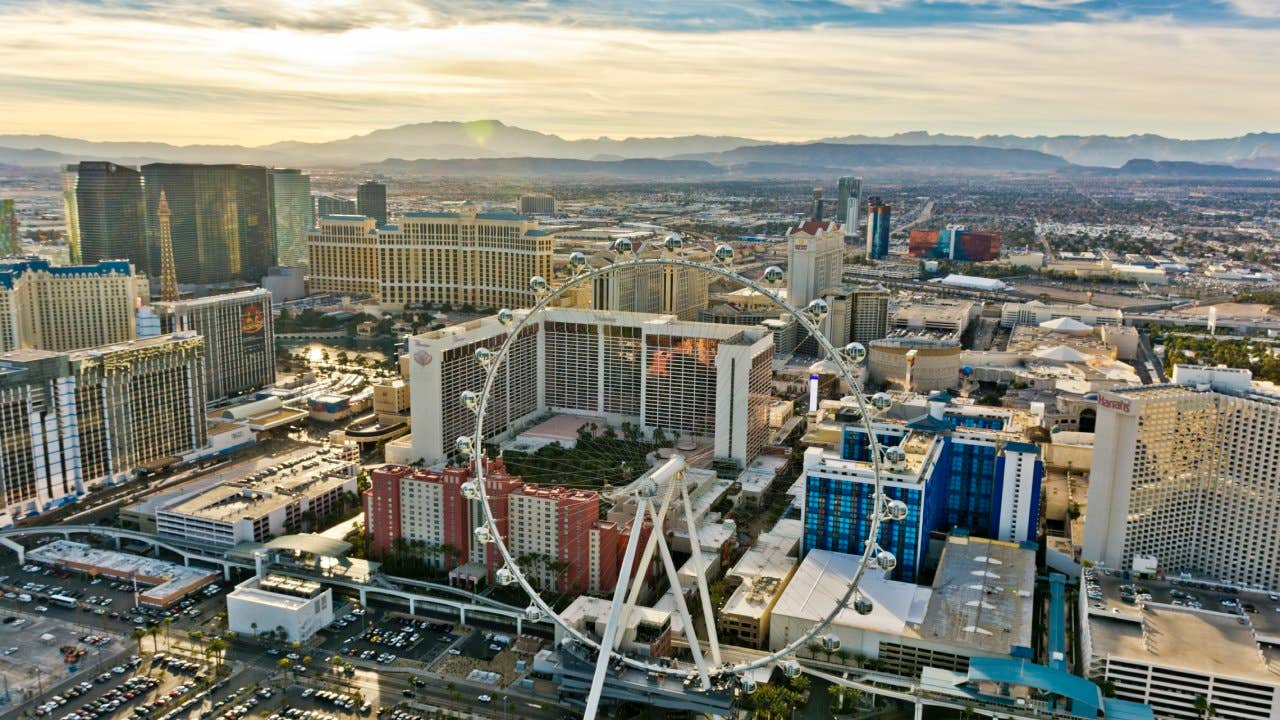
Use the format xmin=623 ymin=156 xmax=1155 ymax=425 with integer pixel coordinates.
xmin=34 ymin=606 xmax=48 ymax=613
xmin=477 ymin=695 xmax=491 ymax=703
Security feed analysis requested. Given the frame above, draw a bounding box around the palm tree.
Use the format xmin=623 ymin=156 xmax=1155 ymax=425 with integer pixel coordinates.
xmin=131 ymin=628 xmax=146 ymax=656
xmin=162 ymin=618 xmax=174 ymax=650
xmin=207 ymin=638 xmax=226 ymax=675
xmin=788 ymin=675 xmax=810 ymax=695
xmin=1194 ymin=695 xmax=1218 ymax=720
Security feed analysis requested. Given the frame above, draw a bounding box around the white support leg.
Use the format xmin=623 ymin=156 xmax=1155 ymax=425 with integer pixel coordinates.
xmin=614 ymin=477 xmax=678 ymax=650
xmin=649 ymin=500 xmax=711 ymax=690
xmin=583 ymin=497 xmax=649 ymax=720
xmin=680 ymin=481 xmax=722 ymax=666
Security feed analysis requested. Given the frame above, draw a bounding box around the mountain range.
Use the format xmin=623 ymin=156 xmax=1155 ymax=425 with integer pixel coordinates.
xmin=1 ymin=120 xmax=1278 ymax=174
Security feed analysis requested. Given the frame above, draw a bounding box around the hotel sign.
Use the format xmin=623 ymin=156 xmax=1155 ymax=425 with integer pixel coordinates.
xmin=1098 ymin=394 xmax=1132 ymax=415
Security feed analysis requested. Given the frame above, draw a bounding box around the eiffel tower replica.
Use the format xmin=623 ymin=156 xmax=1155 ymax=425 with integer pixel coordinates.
xmin=157 ymin=189 xmax=179 ymax=302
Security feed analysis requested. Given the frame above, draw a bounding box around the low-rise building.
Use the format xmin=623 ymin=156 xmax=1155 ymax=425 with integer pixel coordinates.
xmin=999 ymin=301 xmax=1123 ymax=329
xmin=27 ymin=539 xmax=217 ymax=607
xmin=155 ymin=448 xmax=357 ymax=546
xmin=227 ymin=573 xmax=334 ymax=643
xmin=769 ymin=535 xmax=1036 ymax=677
xmin=717 ymin=519 xmax=802 ymax=649
xmin=868 ymin=337 xmax=962 ymax=392
xmin=890 ymin=299 xmax=975 ymax=341
xmin=559 ymin=596 xmax=674 ymax=659
xmin=1080 ymin=569 xmax=1280 ymax=720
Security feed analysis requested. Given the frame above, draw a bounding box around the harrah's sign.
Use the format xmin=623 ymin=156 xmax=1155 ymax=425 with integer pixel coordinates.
xmin=1098 ymin=395 xmax=1132 ymax=415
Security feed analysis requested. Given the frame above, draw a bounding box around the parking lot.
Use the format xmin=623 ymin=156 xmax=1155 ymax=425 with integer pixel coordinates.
xmin=27 ymin=653 xmax=215 ymax=720
xmin=320 ymin=612 xmax=459 ymax=669
xmin=0 ymin=608 xmax=129 ymax=705
xmin=1086 ymin=567 xmax=1280 ymax=628
xmin=0 ymin=550 xmax=232 ymax=635
xmin=427 ymin=630 xmax=529 ymax=687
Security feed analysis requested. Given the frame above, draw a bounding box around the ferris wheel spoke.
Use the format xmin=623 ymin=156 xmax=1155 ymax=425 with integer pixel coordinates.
xmin=614 ymin=467 xmax=679 ymax=651
xmin=583 ymin=495 xmax=650 ymax=720
xmin=679 ymin=478 xmax=722 ymax=667
xmin=648 ymin=495 xmax=713 ymax=690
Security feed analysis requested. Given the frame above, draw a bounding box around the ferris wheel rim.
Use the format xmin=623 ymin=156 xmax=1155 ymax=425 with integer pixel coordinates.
xmin=463 ymin=252 xmax=890 ymax=682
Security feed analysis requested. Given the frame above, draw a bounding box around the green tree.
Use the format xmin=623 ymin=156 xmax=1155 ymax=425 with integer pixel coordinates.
xmin=207 ymin=637 xmax=227 ymax=674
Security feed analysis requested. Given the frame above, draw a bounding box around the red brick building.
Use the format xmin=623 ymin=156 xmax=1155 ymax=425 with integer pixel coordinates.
xmin=365 ymin=461 xmax=621 ymax=594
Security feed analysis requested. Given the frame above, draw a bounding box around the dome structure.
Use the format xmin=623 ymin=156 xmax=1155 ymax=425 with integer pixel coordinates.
xmin=1038 ymin=316 xmax=1093 ymax=335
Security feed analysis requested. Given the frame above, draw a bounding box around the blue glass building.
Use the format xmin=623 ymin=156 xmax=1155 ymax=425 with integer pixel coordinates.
xmin=866 ymin=197 xmax=891 ymax=260
xmin=802 ymin=405 xmax=1042 ymax=582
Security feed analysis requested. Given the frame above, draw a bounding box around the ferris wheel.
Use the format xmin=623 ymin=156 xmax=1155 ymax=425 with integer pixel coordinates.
xmin=452 ymin=237 xmax=904 ymax=720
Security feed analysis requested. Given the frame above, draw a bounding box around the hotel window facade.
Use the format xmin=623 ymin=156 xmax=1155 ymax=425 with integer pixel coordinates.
xmin=308 ymin=208 xmax=554 ymax=311
xmin=408 ymin=309 xmax=774 ymax=468
xmin=1086 ymin=384 xmax=1280 ymax=591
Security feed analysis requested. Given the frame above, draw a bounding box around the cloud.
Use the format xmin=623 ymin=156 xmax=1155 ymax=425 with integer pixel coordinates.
xmin=1225 ymin=0 xmax=1280 ymax=18
xmin=0 ymin=3 xmax=1276 ymax=144
xmin=16 ymin=0 xmax=1270 ymax=33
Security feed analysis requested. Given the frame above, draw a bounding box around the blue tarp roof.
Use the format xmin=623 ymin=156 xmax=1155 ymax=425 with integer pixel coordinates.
xmin=923 ymin=658 xmax=1154 ymax=720
xmin=906 ymin=413 xmax=953 ymax=433
xmin=967 ymin=658 xmax=1102 ymax=717
xmin=1103 ymin=699 xmax=1156 ymax=720
xmin=1004 ymin=441 xmax=1042 ymax=455
xmin=1048 ymin=573 xmax=1067 ymax=671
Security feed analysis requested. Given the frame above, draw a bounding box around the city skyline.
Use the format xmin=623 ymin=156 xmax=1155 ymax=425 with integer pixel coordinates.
xmin=1 ymin=1 xmax=1278 ymax=145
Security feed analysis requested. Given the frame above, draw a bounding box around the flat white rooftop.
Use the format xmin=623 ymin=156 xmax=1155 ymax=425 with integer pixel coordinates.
xmin=771 ymin=549 xmax=932 ymax=637
xmin=28 ymin=540 xmax=216 ymax=601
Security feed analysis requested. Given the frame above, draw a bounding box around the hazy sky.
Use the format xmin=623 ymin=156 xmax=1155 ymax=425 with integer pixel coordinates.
xmin=1 ymin=0 xmax=1277 ymax=145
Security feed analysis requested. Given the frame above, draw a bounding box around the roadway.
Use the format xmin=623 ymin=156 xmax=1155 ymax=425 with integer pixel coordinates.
xmin=899 ymin=199 xmax=935 ymax=233
xmin=216 ymin=623 xmax=564 ymax=720
xmin=1135 ymin=330 xmax=1167 ymax=384
xmin=0 ymin=549 xmax=565 ymax=720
